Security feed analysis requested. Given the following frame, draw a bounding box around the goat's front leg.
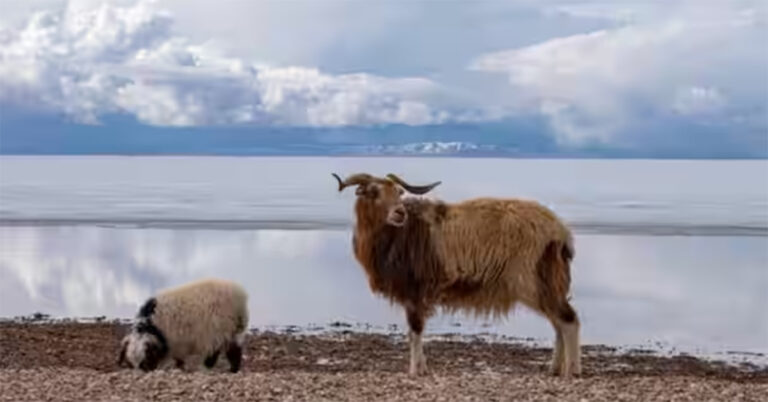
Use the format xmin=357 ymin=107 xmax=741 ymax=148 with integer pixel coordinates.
xmin=406 ymin=306 xmax=428 ymax=376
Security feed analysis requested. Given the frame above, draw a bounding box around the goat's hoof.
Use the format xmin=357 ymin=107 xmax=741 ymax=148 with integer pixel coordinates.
xmin=557 ymin=368 xmax=582 ymax=379
xmin=549 ymin=361 xmax=566 ymax=377
xmin=565 ymin=362 xmax=582 ymax=378
xmin=409 ymin=362 xmax=429 ymax=376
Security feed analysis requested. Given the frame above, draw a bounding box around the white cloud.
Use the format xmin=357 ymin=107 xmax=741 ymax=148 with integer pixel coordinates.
xmin=0 ymin=0 xmax=461 ymax=127
xmin=368 ymin=141 xmax=497 ymax=155
xmin=672 ymin=86 xmax=727 ymax=116
xmin=546 ymin=4 xmax=640 ymax=22
xmin=470 ymin=1 xmax=767 ymax=144
xmin=0 ymin=0 xmax=765 ymax=150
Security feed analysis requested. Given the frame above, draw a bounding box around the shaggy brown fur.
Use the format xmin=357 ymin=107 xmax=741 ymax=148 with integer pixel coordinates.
xmin=354 ymin=198 xmax=446 ymax=308
xmin=334 ymin=172 xmax=581 ymax=378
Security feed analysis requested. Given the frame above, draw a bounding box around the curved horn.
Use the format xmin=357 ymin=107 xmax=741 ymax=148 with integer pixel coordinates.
xmin=386 ymin=173 xmax=441 ymax=195
xmin=331 ymin=173 xmax=376 ymax=192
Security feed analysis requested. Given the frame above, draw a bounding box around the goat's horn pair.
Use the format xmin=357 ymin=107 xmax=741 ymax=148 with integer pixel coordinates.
xmin=386 ymin=173 xmax=441 ymax=195
xmin=332 ymin=173 xmax=441 ymax=195
xmin=331 ymin=173 xmax=376 ymax=192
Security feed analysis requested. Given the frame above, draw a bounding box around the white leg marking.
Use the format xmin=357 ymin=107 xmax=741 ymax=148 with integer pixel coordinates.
xmin=408 ymin=331 xmax=427 ymax=376
xmin=550 ymin=327 xmax=565 ymax=376
xmin=560 ymin=320 xmax=581 ymax=378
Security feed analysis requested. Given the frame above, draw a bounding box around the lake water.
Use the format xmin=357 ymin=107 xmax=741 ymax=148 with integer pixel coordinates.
xmin=0 ymin=157 xmax=766 ymax=356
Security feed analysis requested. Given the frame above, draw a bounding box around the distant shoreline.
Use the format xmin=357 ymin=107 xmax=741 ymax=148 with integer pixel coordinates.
xmin=1 ymin=218 xmax=765 ymax=237
xmin=2 ymin=153 xmax=768 ymax=160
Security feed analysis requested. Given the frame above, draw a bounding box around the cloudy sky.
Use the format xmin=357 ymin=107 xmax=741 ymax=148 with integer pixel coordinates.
xmin=0 ymin=0 xmax=766 ymax=157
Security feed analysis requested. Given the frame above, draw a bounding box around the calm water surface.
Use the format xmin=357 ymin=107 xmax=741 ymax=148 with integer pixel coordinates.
xmin=2 ymin=157 xmax=766 ymax=235
xmin=1 ymin=226 xmax=765 ymax=354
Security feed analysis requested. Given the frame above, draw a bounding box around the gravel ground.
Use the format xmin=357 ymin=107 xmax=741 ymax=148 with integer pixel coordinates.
xmin=1 ymin=322 xmax=766 ymax=401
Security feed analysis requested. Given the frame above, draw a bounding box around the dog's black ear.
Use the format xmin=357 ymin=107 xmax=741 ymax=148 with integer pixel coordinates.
xmin=117 ymin=342 xmax=128 ymax=368
xmin=139 ymin=339 xmax=164 ymax=371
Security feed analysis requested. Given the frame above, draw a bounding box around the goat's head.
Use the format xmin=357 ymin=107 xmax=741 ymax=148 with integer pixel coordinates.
xmin=332 ymin=172 xmax=441 ymax=227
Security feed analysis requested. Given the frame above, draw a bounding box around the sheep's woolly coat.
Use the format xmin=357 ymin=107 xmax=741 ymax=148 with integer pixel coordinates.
xmin=149 ymin=278 xmax=249 ymax=360
xmin=354 ymin=196 xmax=574 ymax=318
xmin=121 ymin=278 xmax=250 ymax=371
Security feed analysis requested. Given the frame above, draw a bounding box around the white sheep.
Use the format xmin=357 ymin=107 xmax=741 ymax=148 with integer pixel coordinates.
xmin=118 ymin=278 xmax=249 ymax=372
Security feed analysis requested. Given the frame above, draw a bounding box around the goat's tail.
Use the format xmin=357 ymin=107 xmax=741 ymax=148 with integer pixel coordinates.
xmin=536 ymin=241 xmax=574 ymax=319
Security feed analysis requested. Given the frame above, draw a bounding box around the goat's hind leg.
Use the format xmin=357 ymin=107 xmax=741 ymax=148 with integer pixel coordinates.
xmin=536 ymin=242 xmax=581 ymax=378
xmin=558 ymin=301 xmax=581 ymax=377
xmin=547 ymin=320 xmax=565 ymax=376
xmin=547 ymin=302 xmax=580 ymax=378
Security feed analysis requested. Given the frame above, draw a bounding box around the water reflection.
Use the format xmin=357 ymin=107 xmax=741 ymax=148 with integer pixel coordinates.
xmin=1 ymin=226 xmax=766 ymax=353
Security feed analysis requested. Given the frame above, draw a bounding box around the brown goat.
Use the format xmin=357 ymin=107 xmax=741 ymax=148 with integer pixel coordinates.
xmin=333 ymin=172 xmax=581 ymax=378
